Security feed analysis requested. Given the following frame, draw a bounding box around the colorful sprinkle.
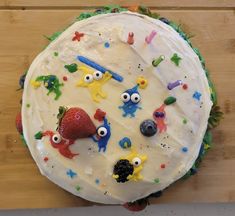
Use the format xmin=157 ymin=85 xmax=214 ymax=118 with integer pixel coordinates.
xmin=136 ymin=76 xmax=148 ymax=89
xmin=182 ymin=147 xmax=188 ymax=153
xmin=145 ymin=30 xmax=157 ymax=44
xmin=182 ymin=84 xmax=188 ymax=90
xmin=34 ymin=131 xmax=43 ymax=140
xmin=94 ymin=108 xmax=106 ymax=122
xmin=164 ymin=96 xmax=177 ymax=105
xmin=72 ymin=31 xmax=84 ymax=42
xmin=154 ymin=178 xmax=160 ymax=184
xmin=66 ymin=169 xmax=77 ymax=178
xmin=64 ymin=63 xmax=78 ymax=73
xmin=127 ymin=32 xmax=134 ymax=45
xmin=26 ymin=103 xmax=30 ymax=108
xmin=152 ymin=55 xmax=165 ymax=67
xmin=183 ymin=118 xmax=187 ymax=124
xmin=30 ymin=80 xmax=41 ymax=88
xmin=76 ymin=185 xmax=81 ymax=191
xmin=104 ymin=42 xmax=110 ymax=48
xmin=119 ymin=137 xmax=132 ymax=149
xmin=95 ymin=179 xmax=100 ymax=184
xmin=167 ymin=80 xmax=182 ymax=90
xmin=54 ymin=52 xmax=59 ymax=57
xmin=171 ymin=53 xmax=182 ymax=66
xmin=160 ymin=164 xmax=166 ymax=169
xmin=193 ymin=91 xmax=202 ymax=101
xmin=63 ymin=76 xmax=68 ymax=81
xmin=43 ymin=157 xmax=49 ymax=162
xmin=77 ymin=55 xmax=123 ymax=82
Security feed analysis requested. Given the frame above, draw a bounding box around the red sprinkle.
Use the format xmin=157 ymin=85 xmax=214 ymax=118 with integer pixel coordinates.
xmin=72 ymin=31 xmax=84 ymax=42
xmin=63 ymin=76 xmax=68 ymax=81
xmin=94 ymin=109 xmax=106 ymax=122
xmin=160 ymin=164 xmax=166 ymax=169
xmin=182 ymin=84 xmax=188 ymax=90
xmin=44 ymin=157 xmax=49 ymax=162
xmin=127 ymin=32 xmax=134 ymax=45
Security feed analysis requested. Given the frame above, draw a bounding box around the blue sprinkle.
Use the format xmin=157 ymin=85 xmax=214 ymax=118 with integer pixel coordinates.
xmin=182 ymin=147 xmax=188 ymax=153
xmin=119 ymin=137 xmax=132 ymax=149
xmin=95 ymin=179 xmax=100 ymax=184
xmin=104 ymin=42 xmax=110 ymax=48
xmin=193 ymin=91 xmax=202 ymax=101
xmin=66 ymin=169 xmax=77 ymax=178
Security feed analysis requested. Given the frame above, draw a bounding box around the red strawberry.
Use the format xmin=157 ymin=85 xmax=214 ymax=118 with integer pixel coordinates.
xmin=15 ymin=112 xmax=23 ymax=134
xmin=123 ymin=199 xmax=148 ymax=212
xmin=57 ymin=106 xmax=96 ymax=140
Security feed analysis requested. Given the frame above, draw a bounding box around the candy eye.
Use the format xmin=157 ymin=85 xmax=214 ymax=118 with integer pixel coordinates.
xmin=131 ymin=93 xmax=141 ymax=103
xmin=52 ymin=134 xmax=62 ymax=144
xmin=154 ymin=112 xmax=165 ymax=118
xmin=121 ymin=92 xmax=130 ymax=102
xmin=132 ymin=157 xmax=141 ymax=167
xmin=93 ymin=71 xmax=103 ymax=80
xmin=84 ymin=74 xmax=93 ymax=83
xmin=97 ymin=127 xmax=108 ymax=137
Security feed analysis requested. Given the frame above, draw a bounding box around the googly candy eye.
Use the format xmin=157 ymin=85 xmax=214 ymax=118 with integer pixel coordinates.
xmin=52 ymin=134 xmax=62 ymax=144
xmin=97 ymin=126 xmax=108 ymax=137
xmin=84 ymin=74 xmax=93 ymax=83
xmin=132 ymin=157 xmax=142 ymax=166
xmin=93 ymin=71 xmax=103 ymax=80
xmin=121 ymin=92 xmax=130 ymax=102
xmin=131 ymin=93 xmax=141 ymax=103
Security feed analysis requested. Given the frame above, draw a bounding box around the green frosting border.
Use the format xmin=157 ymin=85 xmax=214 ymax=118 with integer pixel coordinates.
xmin=22 ymin=5 xmax=223 ymax=205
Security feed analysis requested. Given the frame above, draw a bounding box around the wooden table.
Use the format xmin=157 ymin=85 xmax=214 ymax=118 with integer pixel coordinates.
xmin=0 ymin=0 xmax=234 ymax=209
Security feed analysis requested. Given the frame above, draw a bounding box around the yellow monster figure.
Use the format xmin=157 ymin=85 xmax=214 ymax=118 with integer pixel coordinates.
xmin=113 ymin=149 xmax=147 ymax=182
xmin=76 ymin=66 xmax=112 ymax=103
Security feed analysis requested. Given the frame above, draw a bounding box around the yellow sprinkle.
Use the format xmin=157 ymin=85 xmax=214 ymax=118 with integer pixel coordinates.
xmin=136 ymin=76 xmax=148 ymax=89
xmin=204 ymin=143 xmax=210 ymax=150
xmin=30 ymin=80 xmax=41 ymax=88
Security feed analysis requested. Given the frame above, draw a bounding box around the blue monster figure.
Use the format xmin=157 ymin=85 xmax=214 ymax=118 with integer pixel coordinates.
xmin=119 ymin=85 xmax=141 ymax=117
xmin=92 ymin=117 xmax=111 ymax=152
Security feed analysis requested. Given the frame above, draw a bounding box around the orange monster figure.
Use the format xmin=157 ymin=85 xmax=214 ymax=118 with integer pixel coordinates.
xmin=153 ymin=104 xmax=167 ymax=133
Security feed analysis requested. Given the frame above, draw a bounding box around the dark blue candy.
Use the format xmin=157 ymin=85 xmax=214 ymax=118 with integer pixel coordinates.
xmin=140 ymin=119 xmax=157 ymax=137
xmin=159 ymin=17 xmax=170 ymax=25
xmin=19 ymin=74 xmax=26 ymax=89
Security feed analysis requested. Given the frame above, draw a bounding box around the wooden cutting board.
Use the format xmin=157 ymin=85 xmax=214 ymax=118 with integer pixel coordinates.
xmin=0 ymin=0 xmax=234 ymax=209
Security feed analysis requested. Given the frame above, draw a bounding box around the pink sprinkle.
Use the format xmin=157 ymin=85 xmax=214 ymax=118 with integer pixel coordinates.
xmin=160 ymin=164 xmax=166 ymax=169
xmin=127 ymin=32 xmax=134 ymax=45
xmin=145 ymin=30 xmax=157 ymax=44
xmin=63 ymin=76 xmax=68 ymax=81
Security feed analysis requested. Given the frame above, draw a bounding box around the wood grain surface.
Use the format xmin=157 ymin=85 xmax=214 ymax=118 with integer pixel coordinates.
xmin=0 ymin=0 xmax=235 ymax=209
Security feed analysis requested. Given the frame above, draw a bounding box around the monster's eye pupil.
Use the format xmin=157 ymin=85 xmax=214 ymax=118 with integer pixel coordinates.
xmin=124 ymin=95 xmax=127 ymax=99
xmin=135 ymin=161 xmax=139 ymax=165
xmin=100 ymin=131 xmax=104 ymax=135
xmin=135 ymin=97 xmax=138 ymax=100
xmin=86 ymin=76 xmax=89 ymax=80
xmin=54 ymin=137 xmax=58 ymax=141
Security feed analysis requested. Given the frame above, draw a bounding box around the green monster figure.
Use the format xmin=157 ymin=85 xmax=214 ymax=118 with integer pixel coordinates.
xmin=31 ymin=75 xmax=63 ymax=100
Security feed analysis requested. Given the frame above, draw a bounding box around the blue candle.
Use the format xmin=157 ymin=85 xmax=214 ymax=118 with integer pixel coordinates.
xmin=77 ymin=55 xmax=123 ymax=82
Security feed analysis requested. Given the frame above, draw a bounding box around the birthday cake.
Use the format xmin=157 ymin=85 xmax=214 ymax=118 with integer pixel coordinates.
xmin=17 ymin=6 xmax=222 ymax=210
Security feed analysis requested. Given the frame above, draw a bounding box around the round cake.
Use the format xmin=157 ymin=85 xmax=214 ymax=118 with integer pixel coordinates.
xmin=19 ymin=6 xmax=218 ymax=207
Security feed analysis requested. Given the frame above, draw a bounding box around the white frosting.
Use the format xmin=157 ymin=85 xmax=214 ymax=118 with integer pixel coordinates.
xmin=22 ymin=12 xmax=212 ymax=204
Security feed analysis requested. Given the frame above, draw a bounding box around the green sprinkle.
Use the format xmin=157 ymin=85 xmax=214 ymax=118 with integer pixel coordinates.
xmin=54 ymin=52 xmax=59 ymax=57
xmin=76 ymin=185 xmax=81 ymax=191
xmin=154 ymin=178 xmax=160 ymax=184
xmin=20 ymin=134 xmax=27 ymax=147
xmin=34 ymin=131 xmax=43 ymax=140
xmin=26 ymin=103 xmax=30 ymax=108
xmin=164 ymin=96 xmax=177 ymax=105
xmin=183 ymin=118 xmax=187 ymax=124
xmin=171 ymin=53 xmax=182 ymax=66
xmin=152 ymin=55 xmax=165 ymax=67
xmin=64 ymin=63 xmax=78 ymax=73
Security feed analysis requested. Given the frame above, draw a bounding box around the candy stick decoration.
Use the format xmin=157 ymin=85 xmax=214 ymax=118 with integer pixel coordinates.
xmin=152 ymin=55 xmax=165 ymax=67
xmin=145 ymin=30 xmax=157 ymax=44
xmin=77 ymin=55 xmax=123 ymax=82
xmin=127 ymin=32 xmax=134 ymax=45
xmin=167 ymin=80 xmax=183 ymax=90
